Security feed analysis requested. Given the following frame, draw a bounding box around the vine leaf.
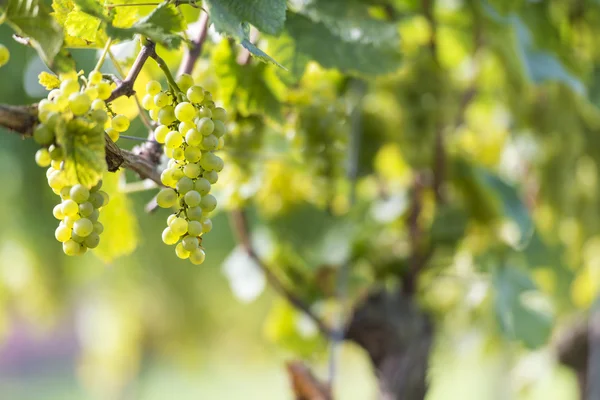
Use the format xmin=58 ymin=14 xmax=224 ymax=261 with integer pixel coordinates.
xmin=74 ymin=0 xmax=184 ymax=49
xmin=57 ymin=118 xmax=106 ymax=188
xmin=2 ymin=0 xmax=72 ymax=72
xmin=205 ymin=0 xmax=282 ymax=66
xmin=95 ymin=171 xmax=140 ymax=262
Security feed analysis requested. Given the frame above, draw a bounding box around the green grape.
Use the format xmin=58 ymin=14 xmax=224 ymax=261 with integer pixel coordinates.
xmin=158 ymin=105 xmax=176 ymax=125
xmin=61 ymin=199 xmax=79 ymax=216
xmin=88 ymin=209 xmax=100 ymax=222
xmin=187 ymin=206 xmax=203 ymax=221
xmin=201 ymin=135 xmax=219 ymax=151
xmin=99 ymin=191 xmax=110 ymax=205
xmin=91 ymin=109 xmax=108 ymax=124
xmin=165 ymin=130 xmax=183 ymax=149
xmin=162 ymin=227 xmax=179 ymax=245
xmin=111 ymin=114 xmax=130 ymax=132
xmin=172 ymin=147 xmax=185 ymax=161
xmin=89 ymin=192 xmax=105 ymax=208
xmin=153 ymin=125 xmax=169 ymax=143
xmin=85 ymin=86 xmax=99 ymax=101
xmin=60 ymin=186 xmax=71 ymax=200
xmin=197 ymin=117 xmax=214 ymax=136
xmin=179 ymin=121 xmax=195 ymax=134
xmin=185 ymin=129 xmax=203 ymax=146
xmin=33 ymin=124 xmax=54 ymax=146
xmin=35 ymin=148 xmax=52 ymax=167
xmin=154 ymin=92 xmax=170 ymax=108
xmin=63 ymin=240 xmax=81 ymax=256
xmin=187 ymin=85 xmax=205 ymax=103
xmin=172 ymin=168 xmax=184 ymax=181
xmin=175 ymin=102 xmax=196 ymax=122
xmin=157 ymin=188 xmax=178 ymax=208
xmin=213 ymin=120 xmax=226 ymax=138
xmin=200 ymin=194 xmax=217 ymax=212
xmin=84 ymin=232 xmax=100 ymax=248
xmin=88 ymin=70 xmax=102 ymax=85
xmin=189 ymin=248 xmax=206 ymax=265
xmin=142 ymin=94 xmax=157 ymax=110
xmin=60 ymin=79 xmax=79 ymax=95
xmin=213 ymin=156 xmax=224 ymax=172
xmin=93 ymin=221 xmax=104 ymax=234
xmin=176 ymin=177 xmax=194 ymax=194
xmin=106 ymin=128 xmax=119 ymax=142
xmin=78 ymin=202 xmax=94 ymax=217
xmin=182 ymin=236 xmax=199 ymax=251
xmin=201 ymin=218 xmax=213 ymax=233
xmin=183 ymin=163 xmax=201 ymax=178
xmin=146 ymin=80 xmax=162 ymax=96
xmin=96 ymin=81 xmax=112 ymax=100
xmin=193 ymin=178 xmax=211 ymax=196
xmin=212 ymin=107 xmax=227 ymax=122
xmin=187 ymin=220 xmax=203 ymax=236
xmin=203 ymin=92 xmax=213 ymax=102
xmin=48 ymin=170 xmax=67 ymax=190
xmin=197 ymin=106 xmax=212 ymax=119
xmin=49 ymin=145 xmax=64 ymax=161
xmin=68 ymin=92 xmax=91 ymax=115
xmin=73 ymin=218 xmax=93 ymax=237
xmin=77 ymin=245 xmax=88 ymax=256
xmin=48 ymin=89 xmax=62 ymax=102
xmin=184 ymin=146 xmax=201 ymax=163
xmin=184 ymin=190 xmax=201 ymax=207
xmin=169 ymin=217 xmax=188 ymax=236
xmin=53 ymin=204 xmax=65 ymax=220
xmin=0 ymin=44 xmax=9 ymax=67
xmin=175 ymin=243 xmax=190 ymax=259
xmin=70 ymin=184 xmax=90 ymax=203
xmin=167 ymin=214 xmax=178 ymax=225
xmin=64 ymin=215 xmax=80 ymax=228
xmin=203 ymin=100 xmax=216 ymax=109
xmin=161 ymin=169 xmax=177 ymax=187
xmin=71 ymin=233 xmax=85 ymax=243
xmin=149 ymin=108 xmax=160 ymax=121
xmin=216 ymin=137 xmax=225 ymax=150
xmin=199 ymin=152 xmax=218 ymax=171
xmin=203 ymin=170 xmax=218 ymax=184
xmin=51 ymin=159 xmax=62 ymax=170
xmin=91 ymin=99 xmax=105 ymax=111
xmin=38 ymin=99 xmax=58 ymax=113
xmin=176 ymin=74 xmax=194 ymax=92
xmin=91 ymin=180 xmax=102 ymax=192
xmin=55 ymin=225 xmax=72 ymax=242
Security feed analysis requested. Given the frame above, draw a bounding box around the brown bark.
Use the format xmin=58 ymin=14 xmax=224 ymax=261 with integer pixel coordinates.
xmin=346 ymin=290 xmax=433 ymax=400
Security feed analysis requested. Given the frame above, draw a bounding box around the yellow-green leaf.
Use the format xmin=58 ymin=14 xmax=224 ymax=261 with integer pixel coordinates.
xmin=95 ymin=171 xmax=139 ymax=262
xmin=64 ymin=10 xmax=101 ymax=42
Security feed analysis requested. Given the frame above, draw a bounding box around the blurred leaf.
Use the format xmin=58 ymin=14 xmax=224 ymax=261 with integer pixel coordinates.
xmin=57 ymin=118 xmax=106 ymax=188
xmin=72 ymin=0 xmax=106 ymax=20
xmin=266 ymin=204 xmax=355 ymax=267
xmin=222 ymin=246 xmax=266 ymax=303
xmin=95 ymin=171 xmax=139 ymax=262
xmin=264 ymin=299 xmax=324 ymax=357
xmin=64 ymin=9 xmax=102 ymax=41
xmin=280 ymin=0 xmax=402 ymax=76
xmin=430 ymin=205 xmax=468 ymax=247
xmin=205 ymin=0 xmax=280 ymax=64
xmin=3 ymin=0 xmax=67 ymax=71
xmin=266 ymin=31 xmax=310 ymax=83
xmin=493 ymin=266 xmax=553 ymax=349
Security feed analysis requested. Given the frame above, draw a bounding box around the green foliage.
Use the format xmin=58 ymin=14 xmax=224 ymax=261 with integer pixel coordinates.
xmin=57 ymin=118 xmax=106 ymax=188
xmin=1 ymin=0 xmax=72 ymax=71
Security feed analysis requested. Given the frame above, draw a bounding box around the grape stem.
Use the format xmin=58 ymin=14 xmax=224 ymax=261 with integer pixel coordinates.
xmin=178 ymin=11 xmax=209 ymax=76
xmin=94 ymin=38 xmax=113 ymax=72
xmin=151 ymin=52 xmax=182 ymax=94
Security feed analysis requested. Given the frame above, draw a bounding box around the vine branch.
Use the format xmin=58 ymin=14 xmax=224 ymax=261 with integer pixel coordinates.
xmin=106 ymin=41 xmax=157 ymax=103
xmin=229 ymin=209 xmax=331 ymax=336
xmin=178 ymin=11 xmax=209 ymax=76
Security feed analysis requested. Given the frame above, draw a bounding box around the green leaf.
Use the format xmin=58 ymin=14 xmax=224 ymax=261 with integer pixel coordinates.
xmin=206 ymin=0 xmax=280 ymax=65
xmin=72 ymin=0 xmax=107 ymax=21
xmin=3 ymin=0 xmax=67 ymax=71
xmin=64 ymin=10 xmax=102 ymax=42
xmin=57 ymin=118 xmax=107 ymax=188
xmin=206 ymin=0 xmax=286 ymax=35
xmin=95 ymin=171 xmax=139 ymax=262
xmin=280 ymin=11 xmax=401 ymax=76
xmin=479 ymin=170 xmax=534 ymax=249
xmin=493 ymin=266 xmax=553 ymax=349
xmin=266 ymin=31 xmax=310 ymax=83
xmin=76 ymin=1 xmax=184 ymax=49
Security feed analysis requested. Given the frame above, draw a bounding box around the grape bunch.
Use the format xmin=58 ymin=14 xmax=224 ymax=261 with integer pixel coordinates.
xmin=142 ymin=73 xmax=226 ymax=265
xmin=34 ymin=71 xmax=119 ymax=255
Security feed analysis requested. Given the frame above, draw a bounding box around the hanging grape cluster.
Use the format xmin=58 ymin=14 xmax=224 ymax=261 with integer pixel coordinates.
xmin=142 ymin=73 xmax=226 ymax=265
xmin=34 ymin=71 xmax=120 ymax=255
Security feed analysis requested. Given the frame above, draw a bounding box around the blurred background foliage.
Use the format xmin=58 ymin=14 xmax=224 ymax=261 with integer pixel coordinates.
xmin=2 ymin=0 xmax=600 ymax=398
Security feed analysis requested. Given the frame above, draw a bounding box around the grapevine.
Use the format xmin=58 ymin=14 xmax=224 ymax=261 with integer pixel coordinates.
xmin=143 ymin=73 xmax=226 ymax=265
